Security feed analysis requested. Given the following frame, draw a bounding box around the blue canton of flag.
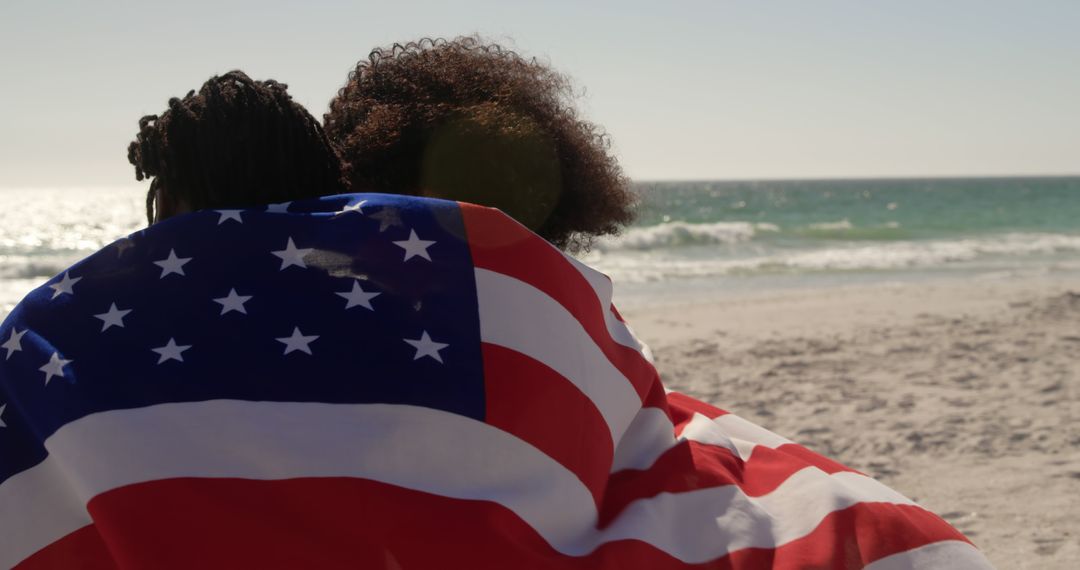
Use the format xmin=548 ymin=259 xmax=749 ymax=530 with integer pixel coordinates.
xmin=0 ymin=194 xmax=485 ymax=487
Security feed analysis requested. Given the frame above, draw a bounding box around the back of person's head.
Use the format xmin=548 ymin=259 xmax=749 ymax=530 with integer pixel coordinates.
xmin=128 ymin=70 xmax=348 ymax=224
xmin=324 ymin=37 xmax=636 ymax=252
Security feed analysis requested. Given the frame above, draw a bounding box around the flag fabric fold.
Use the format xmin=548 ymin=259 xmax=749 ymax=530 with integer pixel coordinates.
xmin=0 ymin=193 xmax=992 ymax=569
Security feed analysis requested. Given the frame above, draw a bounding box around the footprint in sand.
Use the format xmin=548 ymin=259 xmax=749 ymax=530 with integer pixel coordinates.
xmin=939 ymin=511 xmax=980 ymax=538
xmin=1033 ymin=537 xmax=1065 ymax=556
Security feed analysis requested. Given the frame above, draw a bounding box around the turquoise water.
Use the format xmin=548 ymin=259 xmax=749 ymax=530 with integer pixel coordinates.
xmin=633 ymin=177 xmax=1080 ymax=237
xmin=581 ymin=177 xmax=1080 ymax=300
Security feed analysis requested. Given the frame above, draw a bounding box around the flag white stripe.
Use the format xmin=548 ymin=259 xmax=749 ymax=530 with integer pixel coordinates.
xmin=0 ymin=400 xmax=926 ymax=567
xmin=610 ymin=407 xmax=677 ymax=472
xmin=678 ymin=412 xmax=742 ymax=454
xmin=683 ymin=412 xmax=794 ymax=461
xmin=0 ymin=446 xmax=88 ymax=567
xmin=561 ymin=253 xmax=654 ymax=362
xmin=710 ymin=413 xmax=794 ymax=456
xmin=475 ymin=268 xmax=642 ymax=444
xmin=863 ymin=540 xmax=994 ymax=570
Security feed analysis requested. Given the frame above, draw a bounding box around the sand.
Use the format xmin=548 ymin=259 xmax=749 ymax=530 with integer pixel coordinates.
xmin=622 ymin=275 xmax=1080 ymax=569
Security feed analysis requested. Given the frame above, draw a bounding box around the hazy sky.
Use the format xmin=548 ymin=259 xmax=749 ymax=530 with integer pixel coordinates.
xmin=1 ymin=0 xmax=1078 ymax=188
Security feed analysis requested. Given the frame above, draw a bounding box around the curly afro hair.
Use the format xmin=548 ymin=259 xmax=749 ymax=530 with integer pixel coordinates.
xmin=324 ymin=37 xmax=636 ymax=251
xmin=129 ymin=70 xmax=348 ymax=224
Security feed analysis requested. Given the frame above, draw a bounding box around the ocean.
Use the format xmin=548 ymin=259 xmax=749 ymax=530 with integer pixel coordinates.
xmin=2 ymin=177 xmax=1079 ymax=316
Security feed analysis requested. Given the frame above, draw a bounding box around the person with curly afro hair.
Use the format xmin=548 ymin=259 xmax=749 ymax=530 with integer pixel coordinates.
xmin=129 ymin=70 xmax=348 ymax=225
xmin=324 ymin=37 xmax=636 ymax=252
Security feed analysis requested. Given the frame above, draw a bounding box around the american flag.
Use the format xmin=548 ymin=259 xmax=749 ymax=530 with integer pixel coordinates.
xmin=0 ymin=193 xmax=992 ymax=569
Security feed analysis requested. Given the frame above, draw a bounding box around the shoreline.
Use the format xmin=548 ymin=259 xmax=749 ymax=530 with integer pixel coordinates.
xmin=623 ymin=273 xmax=1080 ymax=568
xmin=619 ymin=271 xmax=1080 ymax=339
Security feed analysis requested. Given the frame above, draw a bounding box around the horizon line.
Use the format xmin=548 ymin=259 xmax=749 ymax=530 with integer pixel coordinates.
xmin=2 ymin=172 xmax=1079 ymax=192
xmin=631 ymin=172 xmax=1080 ymax=184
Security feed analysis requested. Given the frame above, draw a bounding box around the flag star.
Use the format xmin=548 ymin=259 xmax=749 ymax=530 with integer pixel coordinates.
xmin=216 ymin=210 xmax=244 ymax=224
xmin=336 ymin=280 xmax=381 ymax=310
xmin=151 ymin=338 xmax=191 ymax=364
xmin=213 ymin=288 xmax=253 ymax=315
xmin=0 ymin=403 xmax=6 ymax=428
xmin=153 ymin=249 xmax=192 ymax=278
xmin=39 ymin=352 xmax=73 ymax=386
xmin=94 ymin=303 xmax=132 ymax=331
xmin=265 ymin=201 xmax=292 ymax=214
xmin=403 ymin=331 xmax=449 ymax=363
xmin=393 ymin=230 xmax=436 ymax=262
xmin=271 ymin=238 xmax=314 ymax=270
xmin=369 ymin=208 xmax=403 ymax=232
xmin=339 ymin=199 xmax=368 ymax=214
xmin=276 ymin=327 xmax=319 ymax=355
xmin=2 ymin=328 xmax=26 ymax=360
xmin=49 ymin=272 xmax=82 ymax=299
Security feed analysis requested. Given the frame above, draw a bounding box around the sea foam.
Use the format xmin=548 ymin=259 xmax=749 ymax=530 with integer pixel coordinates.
xmin=583 ymin=232 xmax=1080 ymax=283
xmin=596 ymin=221 xmax=778 ymax=251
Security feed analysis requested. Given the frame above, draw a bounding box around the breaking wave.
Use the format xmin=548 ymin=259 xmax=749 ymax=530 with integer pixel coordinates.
xmin=596 ymin=221 xmax=779 ymax=251
xmin=595 ymin=219 xmax=919 ymax=252
xmin=774 ymin=233 xmax=1080 ymax=271
xmin=583 ymin=232 xmax=1080 ymax=283
xmin=807 ymin=219 xmax=854 ymax=231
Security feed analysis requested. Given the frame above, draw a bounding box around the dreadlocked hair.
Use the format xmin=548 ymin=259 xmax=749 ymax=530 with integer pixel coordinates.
xmin=129 ymin=70 xmax=348 ymax=224
xmin=324 ymin=37 xmax=636 ymax=252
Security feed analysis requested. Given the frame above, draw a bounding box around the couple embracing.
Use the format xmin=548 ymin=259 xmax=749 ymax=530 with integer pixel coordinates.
xmin=0 ymin=37 xmax=991 ymax=569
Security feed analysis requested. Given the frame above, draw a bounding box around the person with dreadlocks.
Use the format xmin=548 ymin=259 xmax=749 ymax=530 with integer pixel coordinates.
xmin=129 ymin=70 xmax=347 ymax=224
xmin=323 ymin=36 xmax=637 ymax=252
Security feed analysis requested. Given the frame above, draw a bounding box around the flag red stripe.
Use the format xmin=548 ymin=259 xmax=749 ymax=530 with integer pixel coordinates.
xmin=609 ymin=304 xmax=628 ymax=323
xmin=21 ymin=478 xmax=968 ymax=570
xmin=641 ymin=381 xmax=670 ymax=414
xmin=15 ymin=524 xmax=115 ymax=570
xmin=482 ymin=342 xmax=613 ymax=503
xmin=668 ymin=391 xmax=729 ymax=425
xmin=744 ymin=501 xmax=972 ymax=570
xmin=771 ymin=443 xmax=861 ymax=477
xmin=460 ymin=203 xmax=659 ymax=401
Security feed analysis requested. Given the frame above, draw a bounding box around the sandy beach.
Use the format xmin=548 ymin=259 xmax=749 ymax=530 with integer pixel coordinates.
xmin=623 ymin=274 xmax=1080 ymax=569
